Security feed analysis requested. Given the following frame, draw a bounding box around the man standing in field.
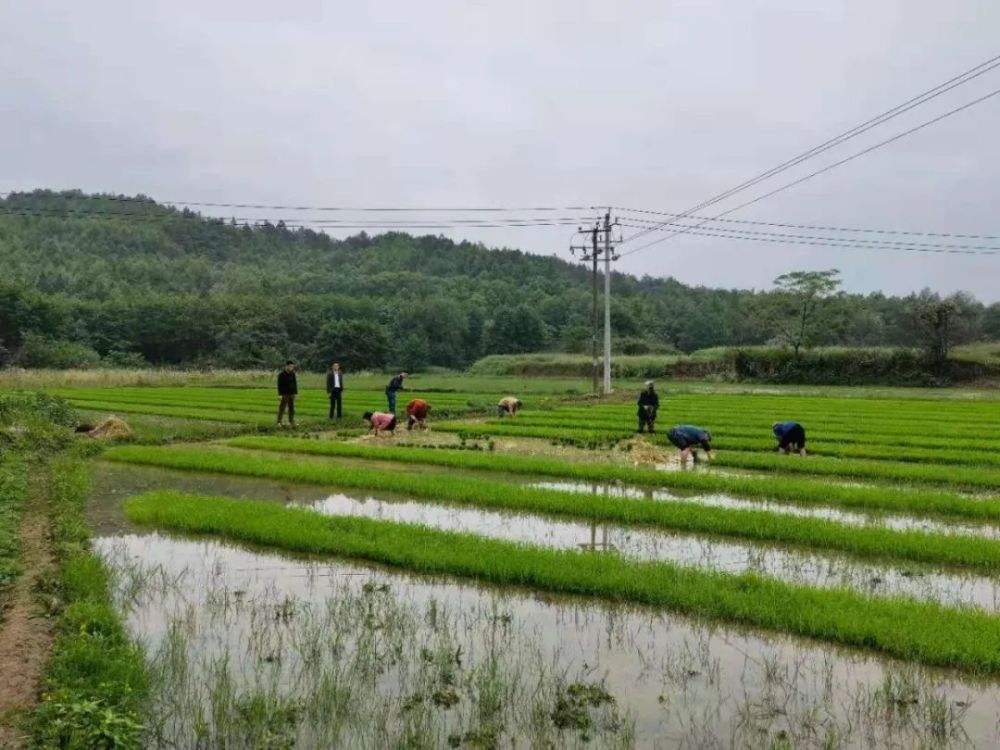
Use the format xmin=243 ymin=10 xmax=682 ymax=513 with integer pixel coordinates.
xmin=363 ymin=410 xmax=397 ymax=435
xmin=497 ymin=396 xmax=522 ymax=417
xmin=406 ymin=398 xmax=431 ymax=430
xmin=385 ymin=372 xmax=407 ymax=413
xmin=667 ymin=424 xmax=713 ymax=464
xmin=326 ymin=362 xmax=344 ymax=420
xmin=637 ymin=381 xmax=659 ymax=433
xmin=277 ymin=360 xmax=298 ymax=427
xmin=773 ymin=421 xmax=807 ymax=456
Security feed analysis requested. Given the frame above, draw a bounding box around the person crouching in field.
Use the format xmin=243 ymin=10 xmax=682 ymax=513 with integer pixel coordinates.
xmin=276 ymin=360 xmax=298 ymax=427
xmin=364 ymin=411 xmax=397 ymax=435
xmin=667 ymin=424 xmax=713 ymax=464
xmin=326 ymin=362 xmax=344 ymax=420
xmin=406 ymin=398 xmax=431 ymax=430
xmin=497 ymin=396 xmax=522 ymax=418
xmin=773 ymin=420 xmax=807 ymax=456
xmin=637 ymin=381 xmax=659 ymax=433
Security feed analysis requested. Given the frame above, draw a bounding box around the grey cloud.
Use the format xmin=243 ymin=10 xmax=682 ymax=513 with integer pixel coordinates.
xmin=1 ymin=0 xmax=998 ymax=300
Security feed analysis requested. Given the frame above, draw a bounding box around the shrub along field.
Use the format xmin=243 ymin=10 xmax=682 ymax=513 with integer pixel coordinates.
xmin=10 ymin=374 xmax=1000 ymax=745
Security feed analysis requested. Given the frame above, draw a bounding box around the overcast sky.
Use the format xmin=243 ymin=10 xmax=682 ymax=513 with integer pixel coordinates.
xmin=2 ymin=1 xmax=999 ymax=301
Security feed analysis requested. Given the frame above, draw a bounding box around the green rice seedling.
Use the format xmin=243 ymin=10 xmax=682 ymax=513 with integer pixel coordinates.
xmin=712 ymin=451 xmax=1000 ymax=491
xmin=435 ymin=420 xmax=1000 ymax=467
xmin=64 ymin=399 xmax=274 ymax=424
xmin=124 ymin=491 xmax=1000 ymax=675
xmin=501 ymin=411 xmax=1000 ymax=444
xmin=122 ymin=441 xmax=1000 ymax=523
xmin=109 ymin=443 xmax=1000 ymax=573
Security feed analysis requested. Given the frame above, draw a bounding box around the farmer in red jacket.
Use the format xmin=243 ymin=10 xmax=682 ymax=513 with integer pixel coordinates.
xmin=406 ymin=398 xmax=431 ymax=430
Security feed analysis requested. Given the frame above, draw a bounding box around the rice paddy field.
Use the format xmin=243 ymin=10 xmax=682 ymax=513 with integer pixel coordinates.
xmin=48 ymin=375 xmax=1000 ymax=747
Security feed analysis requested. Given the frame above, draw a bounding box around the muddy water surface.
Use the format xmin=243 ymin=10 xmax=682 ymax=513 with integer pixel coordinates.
xmin=89 ymin=462 xmax=1000 ymax=747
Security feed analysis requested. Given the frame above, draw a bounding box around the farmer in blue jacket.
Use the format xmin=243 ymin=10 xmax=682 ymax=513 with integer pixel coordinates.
xmin=385 ymin=372 xmax=407 ymax=413
xmin=666 ymin=424 xmax=713 ymax=464
xmin=773 ymin=421 xmax=807 ymax=456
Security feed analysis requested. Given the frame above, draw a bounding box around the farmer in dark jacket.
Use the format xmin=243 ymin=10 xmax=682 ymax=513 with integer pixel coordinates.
xmin=385 ymin=372 xmax=407 ymax=413
xmin=326 ymin=362 xmax=344 ymax=419
xmin=773 ymin=420 xmax=807 ymax=456
xmin=277 ymin=360 xmax=298 ymax=427
xmin=637 ymin=381 xmax=660 ymax=433
xmin=667 ymin=424 xmax=713 ymax=464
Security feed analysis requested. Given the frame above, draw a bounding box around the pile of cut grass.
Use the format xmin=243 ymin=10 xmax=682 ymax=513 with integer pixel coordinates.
xmin=108 ymin=443 xmax=1000 ymax=573
xmin=125 ymin=490 xmax=1000 ymax=675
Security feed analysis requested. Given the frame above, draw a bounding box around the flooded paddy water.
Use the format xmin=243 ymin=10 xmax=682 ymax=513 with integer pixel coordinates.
xmin=89 ymin=461 xmax=1000 ymax=747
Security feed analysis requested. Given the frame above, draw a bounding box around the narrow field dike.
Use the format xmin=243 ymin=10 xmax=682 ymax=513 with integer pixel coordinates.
xmin=124 ymin=491 xmax=1000 ymax=676
xmin=222 ymin=437 xmax=1000 ymax=524
xmin=107 ymin=443 xmax=1000 ymax=573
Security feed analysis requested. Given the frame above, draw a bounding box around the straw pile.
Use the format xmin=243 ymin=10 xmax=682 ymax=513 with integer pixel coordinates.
xmin=86 ymin=416 xmax=133 ymax=440
xmin=617 ymin=436 xmax=671 ymax=467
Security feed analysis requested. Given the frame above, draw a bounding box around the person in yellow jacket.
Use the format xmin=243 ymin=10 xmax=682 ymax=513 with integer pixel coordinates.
xmin=497 ymin=396 xmax=522 ymax=418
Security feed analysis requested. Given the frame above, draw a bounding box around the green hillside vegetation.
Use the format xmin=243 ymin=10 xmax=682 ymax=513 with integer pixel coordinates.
xmin=2 ymin=190 xmax=998 ymax=380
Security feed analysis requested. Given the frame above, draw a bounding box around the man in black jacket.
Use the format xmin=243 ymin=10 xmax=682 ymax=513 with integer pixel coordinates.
xmin=637 ymin=381 xmax=659 ymax=433
xmin=385 ymin=371 xmax=407 ymax=413
xmin=326 ymin=362 xmax=344 ymax=419
xmin=277 ymin=360 xmax=298 ymax=427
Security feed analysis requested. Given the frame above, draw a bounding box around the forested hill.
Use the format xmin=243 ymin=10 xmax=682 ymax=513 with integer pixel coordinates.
xmin=1 ymin=190 xmax=997 ymax=371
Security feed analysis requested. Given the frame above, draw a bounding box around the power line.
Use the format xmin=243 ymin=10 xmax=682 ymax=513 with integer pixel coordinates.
xmin=619 ymin=216 xmax=1000 ymax=251
xmin=619 ymin=52 xmax=1000 ymax=246
xmin=0 ymin=205 xmax=596 ymax=229
xmin=614 ymin=206 xmax=1000 ymax=241
xmin=620 ymin=85 xmax=1000 ymax=258
xmin=0 ymin=191 xmax=590 ymax=213
xmin=617 ymin=223 xmax=1000 ymax=257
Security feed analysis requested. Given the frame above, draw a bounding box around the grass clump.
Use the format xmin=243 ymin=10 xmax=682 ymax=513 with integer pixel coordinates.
xmin=220 ymin=438 xmax=1000 ymax=525
xmin=124 ymin=490 xmax=1000 ymax=675
xmin=0 ymin=453 xmax=27 ymax=618
xmin=108 ymin=443 xmax=1000 ymax=575
xmin=32 ymin=455 xmax=148 ymax=749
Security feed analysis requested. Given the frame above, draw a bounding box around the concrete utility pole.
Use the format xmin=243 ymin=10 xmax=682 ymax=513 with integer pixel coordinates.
xmin=590 ymin=225 xmax=599 ymax=394
xmin=570 ymin=212 xmax=620 ymax=396
xmin=602 ymin=210 xmax=613 ymax=394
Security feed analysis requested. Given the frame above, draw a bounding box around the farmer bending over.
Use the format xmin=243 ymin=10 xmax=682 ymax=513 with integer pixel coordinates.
xmin=497 ymin=396 xmax=522 ymax=418
xmin=773 ymin=420 xmax=807 ymax=456
xmin=637 ymin=381 xmax=659 ymax=433
xmin=363 ymin=410 xmax=397 ymax=435
xmin=667 ymin=424 xmax=713 ymax=464
xmin=406 ymin=398 xmax=431 ymax=430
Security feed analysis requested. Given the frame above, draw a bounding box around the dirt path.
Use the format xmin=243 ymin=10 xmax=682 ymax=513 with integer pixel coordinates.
xmin=0 ymin=487 xmax=55 ymax=748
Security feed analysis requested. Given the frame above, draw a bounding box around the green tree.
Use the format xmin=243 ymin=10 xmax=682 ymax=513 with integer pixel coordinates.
xmin=983 ymin=303 xmax=1000 ymax=341
xmin=309 ymin=320 xmax=390 ymax=371
xmin=483 ymin=304 xmax=547 ymax=354
xmin=907 ymin=290 xmax=982 ymax=368
xmin=768 ymin=269 xmax=842 ymax=356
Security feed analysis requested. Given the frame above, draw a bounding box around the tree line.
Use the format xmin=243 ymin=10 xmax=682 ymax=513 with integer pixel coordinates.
xmin=1 ymin=190 xmax=997 ymax=371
